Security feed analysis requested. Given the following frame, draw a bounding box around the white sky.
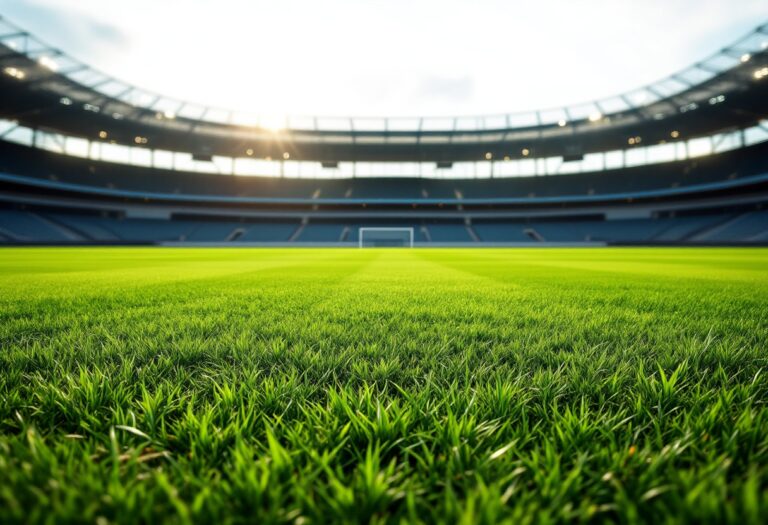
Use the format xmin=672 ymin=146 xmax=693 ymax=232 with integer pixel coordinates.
xmin=2 ymin=0 xmax=766 ymax=117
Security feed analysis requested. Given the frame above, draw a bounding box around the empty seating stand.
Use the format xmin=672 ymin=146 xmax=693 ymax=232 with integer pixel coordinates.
xmin=0 ymin=210 xmax=75 ymax=242
xmin=0 ymin=209 xmax=765 ymax=244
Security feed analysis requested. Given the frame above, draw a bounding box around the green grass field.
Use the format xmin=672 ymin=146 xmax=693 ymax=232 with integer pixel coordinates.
xmin=1 ymin=247 xmax=767 ymax=524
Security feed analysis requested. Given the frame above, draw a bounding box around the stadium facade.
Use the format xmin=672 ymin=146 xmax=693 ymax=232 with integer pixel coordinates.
xmin=0 ymin=17 xmax=767 ymax=246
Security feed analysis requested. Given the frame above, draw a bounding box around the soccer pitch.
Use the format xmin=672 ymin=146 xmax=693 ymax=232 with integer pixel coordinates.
xmin=1 ymin=247 xmax=767 ymax=523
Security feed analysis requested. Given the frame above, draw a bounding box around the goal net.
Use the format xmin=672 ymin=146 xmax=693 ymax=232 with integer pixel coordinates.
xmin=359 ymin=227 xmax=414 ymax=248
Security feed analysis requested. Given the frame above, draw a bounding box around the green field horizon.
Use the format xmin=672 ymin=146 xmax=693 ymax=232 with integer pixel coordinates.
xmin=1 ymin=247 xmax=767 ymax=523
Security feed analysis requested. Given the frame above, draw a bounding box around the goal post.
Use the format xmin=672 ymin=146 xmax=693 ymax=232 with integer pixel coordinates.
xmin=359 ymin=227 xmax=414 ymax=248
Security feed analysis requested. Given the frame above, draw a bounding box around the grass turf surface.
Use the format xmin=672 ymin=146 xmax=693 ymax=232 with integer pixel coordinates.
xmin=0 ymin=247 xmax=767 ymax=524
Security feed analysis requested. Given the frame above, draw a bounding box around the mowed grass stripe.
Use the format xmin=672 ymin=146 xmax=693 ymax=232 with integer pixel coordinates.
xmin=417 ymin=247 xmax=768 ymax=284
xmin=0 ymin=248 xmax=374 ymax=298
xmin=0 ymin=247 xmax=766 ymax=524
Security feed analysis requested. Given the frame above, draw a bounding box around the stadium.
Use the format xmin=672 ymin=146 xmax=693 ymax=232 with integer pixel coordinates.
xmin=0 ymin=17 xmax=767 ymax=246
xmin=0 ymin=3 xmax=767 ymax=523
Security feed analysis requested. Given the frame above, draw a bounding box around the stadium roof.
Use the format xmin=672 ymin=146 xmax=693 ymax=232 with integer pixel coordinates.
xmin=1 ymin=17 xmax=767 ymax=162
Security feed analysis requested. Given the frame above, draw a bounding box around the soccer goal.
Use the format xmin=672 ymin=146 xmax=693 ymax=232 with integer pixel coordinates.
xmin=359 ymin=227 xmax=414 ymax=248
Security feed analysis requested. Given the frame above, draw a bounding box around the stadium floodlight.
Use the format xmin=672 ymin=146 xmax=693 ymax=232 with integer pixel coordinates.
xmin=359 ymin=227 xmax=414 ymax=248
xmin=3 ymin=66 xmax=25 ymax=80
xmin=38 ymin=56 xmax=58 ymax=71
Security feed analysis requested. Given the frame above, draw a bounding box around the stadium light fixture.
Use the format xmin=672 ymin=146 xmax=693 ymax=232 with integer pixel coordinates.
xmin=755 ymin=67 xmax=768 ymax=80
xmin=38 ymin=56 xmax=58 ymax=71
xmin=283 ymin=152 xmax=290 ymax=160
xmin=628 ymin=137 xmax=635 ymax=145
xmin=671 ymin=130 xmax=680 ymax=138
xmin=558 ymin=119 xmax=567 ymax=127
xmin=3 ymin=66 xmax=25 ymax=80
xmin=484 ymin=152 xmax=493 ymax=160
xmin=588 ymin=112 xmax=602 ymax=122
xmin=708 ymin=95 xmax=726 ymax=105
xmin=99 ymin=131 xmax=108 ymax=139
xmin=246 ymin=148 xmax=254 ymax=156
xmin=740 ymin=53 xmax=751 ymax=63
xmin=59 ymin=97 xmax=72 ymax=106
xmin=521 ymin=148 xmax=530 ymax=156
